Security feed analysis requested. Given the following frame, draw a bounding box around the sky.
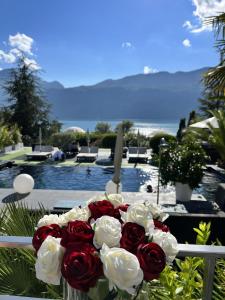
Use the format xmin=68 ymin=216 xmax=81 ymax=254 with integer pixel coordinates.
xmin=0 ymin=0 xmax=224 ymax=87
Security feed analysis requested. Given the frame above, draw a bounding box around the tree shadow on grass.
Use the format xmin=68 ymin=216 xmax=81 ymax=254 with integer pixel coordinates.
xmin=2 ymin=192 xmax=29 ymax=203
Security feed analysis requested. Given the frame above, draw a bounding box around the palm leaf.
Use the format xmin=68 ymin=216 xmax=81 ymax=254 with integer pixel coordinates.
xmin=0 ymin=202 xmax=61 ymax=298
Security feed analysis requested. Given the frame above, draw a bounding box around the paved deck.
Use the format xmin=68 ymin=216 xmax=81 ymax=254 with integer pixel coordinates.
xmin=0 ymin=188 xmax=158 ymax=211
xmin=0 ymin=188 xmax=221 ymax=217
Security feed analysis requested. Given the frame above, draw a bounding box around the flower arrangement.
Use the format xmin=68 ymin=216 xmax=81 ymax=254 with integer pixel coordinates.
xmin=160 ymin=141 xmax=206 ymax=189
xmin=32 ymin=194 xmax=178 ymax=299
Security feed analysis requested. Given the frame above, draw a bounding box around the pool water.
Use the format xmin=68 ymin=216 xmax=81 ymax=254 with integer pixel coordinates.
xmin=0 ymin=165 xmax=224 ymax=201
xmin=0 ymin=165 xmax=150 ymax=192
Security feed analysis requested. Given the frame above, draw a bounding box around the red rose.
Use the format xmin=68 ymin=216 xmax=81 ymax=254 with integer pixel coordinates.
xmin=61 ymin=243 xmax=103 ymax=292
xmin=61 ymin=221 xmax=94 ymax=248
xmin=32 ymin=224 xmax=62 ymax=252
xmin=137 ymin=242 xmax=166 ymax=281
xmin=88 ymin=200 xmax=115 ymax=220
xmin=120 ymin=222 xmax=146 ymax=254
xmin=154 ymin=220 xmax=170 ymax=232
xmin=114 ymin=204 xmax=129 ymax=221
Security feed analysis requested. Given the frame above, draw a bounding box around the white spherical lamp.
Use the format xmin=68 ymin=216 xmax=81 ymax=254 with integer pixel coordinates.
xmin=13 ymin=174 xmax=34 ymax=194
xmin=105 ymin=180 xmax=122 ymax=194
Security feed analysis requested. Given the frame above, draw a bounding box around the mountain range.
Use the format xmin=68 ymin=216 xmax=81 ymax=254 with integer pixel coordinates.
xmin=0 ymin=67 xmax=208 ymax=120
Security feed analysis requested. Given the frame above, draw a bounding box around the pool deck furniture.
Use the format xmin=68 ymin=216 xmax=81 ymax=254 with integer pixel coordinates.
xmin=26 ymin=145 xmax=57 ymax=161
xmin=76 ymin=146 xmax=98 ymax=162
xmin=128 ymin=147 xmax=149 ymax=163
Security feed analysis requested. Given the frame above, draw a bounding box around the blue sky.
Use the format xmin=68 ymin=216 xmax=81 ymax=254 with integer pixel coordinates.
xmin=0 ymin=0 xmax=223 ymax=87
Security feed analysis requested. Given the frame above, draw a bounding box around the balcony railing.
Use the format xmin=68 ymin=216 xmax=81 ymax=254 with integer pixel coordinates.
xmin=0 ymin=236 xmax=225 ymax=300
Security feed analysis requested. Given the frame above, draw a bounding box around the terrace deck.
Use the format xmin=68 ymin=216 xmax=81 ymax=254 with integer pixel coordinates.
xmin=0 ymin=188 xmax=225 ymax=244
xmin=0 ymin=188 xmax=222 ymax=215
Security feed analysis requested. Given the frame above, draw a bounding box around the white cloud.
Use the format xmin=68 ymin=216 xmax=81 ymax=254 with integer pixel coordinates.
xmin=0 ymin=49 xmax=16 ymax=63
xmin=143 ymin=66 xmax=158 ymax=74
xmin=182 ymin=39 xmax=191 ymax=47
xmin=184 ymin=0 xmax=225 ymax=33
xmin=121 ymin=41 xmax=133 ymax=48
xmin=0 ymin=33 xmax=40 ymax=70
xmin=0 ymin=67 xmax=2 ymax=71
xmin=10 ymin=48 xmax=22 ymax=57
xmin=183 ymin=20 xmax=194 ymax=30
xmin=23 ymin=57 xmax=40 ymax=70
xmin=9 ymin=33 xmax=33 ymax=54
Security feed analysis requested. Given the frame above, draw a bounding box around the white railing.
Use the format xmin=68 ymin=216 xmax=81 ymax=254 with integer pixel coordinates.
xmin=0 ymin=236 xmax=225 ymax=300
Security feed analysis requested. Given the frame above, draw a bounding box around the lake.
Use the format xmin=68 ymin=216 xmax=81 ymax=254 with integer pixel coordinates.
xmin=60 ymin=119 xmax=179 ymax=136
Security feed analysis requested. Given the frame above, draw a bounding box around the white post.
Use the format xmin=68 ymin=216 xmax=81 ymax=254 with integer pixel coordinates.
xmin=112 ymin=125 xmax=123 ymax=193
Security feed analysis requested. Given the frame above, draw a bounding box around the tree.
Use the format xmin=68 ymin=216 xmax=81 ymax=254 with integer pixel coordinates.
xmin=187 ymin=110 xmax=197 ymax=126
xmin=3 ymin=58 xmax=52 ymax=144
xmin=115 ymin=120 xmax=134 ymax=134
xmin=208 ymin=110 xmax=225 ymax=166
xmin=95 ymin=122 xmax=111 ymax=133
xmin=199 ymin=91 xmax=225 ymax=117
xmin=204 ymin=13 xmax=225 ymax=93
xmin=176 ymin=118 xmax=186 ymax=141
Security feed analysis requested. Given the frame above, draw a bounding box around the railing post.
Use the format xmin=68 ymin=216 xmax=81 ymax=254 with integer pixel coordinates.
xmin=202 ymin=257 xmax=216 ymax=300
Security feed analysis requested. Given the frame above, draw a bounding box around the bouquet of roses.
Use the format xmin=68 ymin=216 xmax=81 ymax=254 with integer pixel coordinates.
xmin=32 ymin=194 xmax=178 ymax=299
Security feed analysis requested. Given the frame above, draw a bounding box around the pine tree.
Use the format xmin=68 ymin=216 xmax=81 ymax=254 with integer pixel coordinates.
xmin=187 ymin=110 xmax=197 ymax=126
xmin=4 ymin=58 xmax=51 ymax=144
xmin=176 ymin=118 xmax=186 ymax=141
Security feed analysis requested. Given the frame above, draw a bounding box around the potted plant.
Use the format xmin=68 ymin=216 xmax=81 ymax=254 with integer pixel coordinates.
xmin=160 ymin=141 xmax=206 ymax=202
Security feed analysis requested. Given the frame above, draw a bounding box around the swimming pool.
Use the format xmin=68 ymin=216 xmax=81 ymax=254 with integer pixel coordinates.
xmin=0 ymin=165 xmax=224 ymax=201
xmin=0 ymin=165 xmax=150 ymax=192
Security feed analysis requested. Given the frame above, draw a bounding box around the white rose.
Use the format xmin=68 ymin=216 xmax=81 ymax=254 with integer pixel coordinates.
xmin=100 ymin=244 xmax=143 ymax=295
xmin=120 ymin=203 xmax=154 ymax=234
xmin=107 ymin=194 xmax=124 ymax=208
xmin=58 ymin=207 xmax=90 ymax=226
xmin=152 ymin=230 xmax=178 ymax=263
xmin=93 ymin=216 xmax=122 ymax=249
xmin=37 ymin=214 xmax=59 ymax=228
xmin=86 ymin=194 xmax=105 ymax=205
xmin=35 ymin=236 xmax=64 ymax=285
xmin=145 ymin=202 xmax=169 ymax=222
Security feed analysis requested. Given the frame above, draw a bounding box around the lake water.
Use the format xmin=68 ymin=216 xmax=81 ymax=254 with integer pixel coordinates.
xmin=60 ymin=119 xmax=179 ymax=136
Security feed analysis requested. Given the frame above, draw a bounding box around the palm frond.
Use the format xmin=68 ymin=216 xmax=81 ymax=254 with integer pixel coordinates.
xmin=208 ymin=110 xmax=225 ymax=162
xmin=0 ymin=202 xmax=61 ymax=298
xmin=2 ymin=202 xmax=46 ymax=236
xmin=204 ymin=65 xmax=225 ymax=93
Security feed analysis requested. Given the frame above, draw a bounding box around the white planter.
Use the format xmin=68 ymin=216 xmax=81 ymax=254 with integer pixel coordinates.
xmin=175 ymin=182 xmax=193 ymax=202
xmin=4 ymin=145 xmax=13 ymax=153
xmin=13 ymin=143 xmax=24 ymax=151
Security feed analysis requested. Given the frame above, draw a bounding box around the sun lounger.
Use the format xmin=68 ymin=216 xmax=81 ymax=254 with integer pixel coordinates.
xmin=128 ymin=147 xmax=148 ymax=163
xmin=76 ymin=146 xmax=98 ymax=162
xmin=26 ymin=145 xmax=57 ymax=160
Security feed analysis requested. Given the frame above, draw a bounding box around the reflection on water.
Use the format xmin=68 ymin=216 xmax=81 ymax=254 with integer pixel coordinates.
xmin=196 ymin=171 xmax=225 ymax=202
xmin=0 ymin=165 xmax=223 ymax=201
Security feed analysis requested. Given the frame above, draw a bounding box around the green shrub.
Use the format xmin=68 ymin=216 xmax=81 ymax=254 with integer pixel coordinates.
xmin=149 ymin=132 xmax=176 ymax=154
xmin=160 ymin=140 xmax=206 ymax=189
xmin=125 ymin=132 xmax=149 ymax=147
xmin=50 ymin=132 xmax=77 ymax=151
xmin=0 ymin=124 xmax=22 ymax=148
xmin=101 ymin=133 xmax=117 ymax=149
xmin=50 ymin=131 xmax=102 ymax=151
xmin=10 ymin=125 xmax=22 ymax=144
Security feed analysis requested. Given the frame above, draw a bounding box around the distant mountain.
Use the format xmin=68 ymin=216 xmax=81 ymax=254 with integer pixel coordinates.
xmin=0 ymin=67 xmax=208 ymax=120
